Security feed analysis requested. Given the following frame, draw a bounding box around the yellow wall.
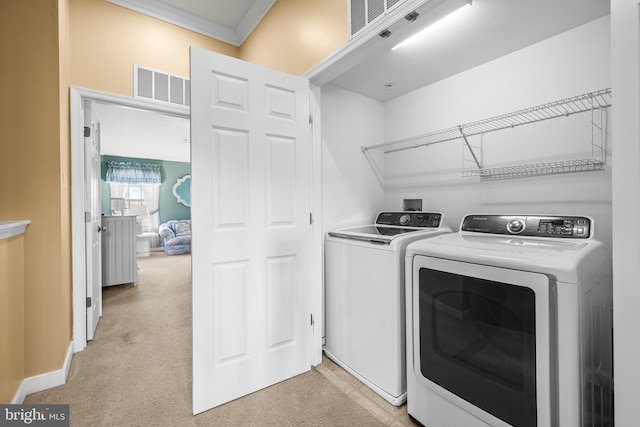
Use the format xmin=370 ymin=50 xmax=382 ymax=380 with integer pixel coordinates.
xmin=240 ymin=0 xmax=348 ymax=75
xmin=0 ymin=0 xmax=70 ymax=385
xmin=0 ymin=236 xmax=25 ymax=403
xmin=0 ymin=0 xmax=348 ymax=404
xmin=0 ymin=0 xmax=240 ymax=403
xmin=68 ymin=0 xmax=348 ymax=92
xmin=69 ymin=0 xmax=239 ymax=97
xmin=59 ymin=0 xmax=72 ymax=342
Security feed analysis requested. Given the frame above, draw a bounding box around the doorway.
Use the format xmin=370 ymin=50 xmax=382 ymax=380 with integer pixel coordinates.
xmin=71 ymin=87 xmax=191 ymax=352
xmin=70 ymin=82 xmax=325 ymax=405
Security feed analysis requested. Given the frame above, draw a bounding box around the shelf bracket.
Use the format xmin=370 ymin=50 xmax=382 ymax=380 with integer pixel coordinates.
xmin=459 ymin=126 xmax=482 ymax=169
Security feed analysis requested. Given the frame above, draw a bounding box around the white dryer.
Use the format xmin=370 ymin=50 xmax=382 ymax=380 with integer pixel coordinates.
xmin=405 ymin=214 xmax=613 ymax=427
xmin=324 ymin=212 xmax=451 ymax=405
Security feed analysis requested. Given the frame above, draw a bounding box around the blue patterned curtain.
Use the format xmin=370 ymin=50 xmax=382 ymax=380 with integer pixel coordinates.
xmin=106 ymin=161 xmax=161 ymax=184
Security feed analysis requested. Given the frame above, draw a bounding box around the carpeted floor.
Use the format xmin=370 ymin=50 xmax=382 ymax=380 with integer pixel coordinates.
xmin=25 ymin=252 xmax=416 ymax=427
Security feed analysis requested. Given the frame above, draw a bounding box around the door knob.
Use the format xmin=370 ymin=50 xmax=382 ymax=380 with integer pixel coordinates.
xmin=98 ymin=226 xmax=107 ymax=232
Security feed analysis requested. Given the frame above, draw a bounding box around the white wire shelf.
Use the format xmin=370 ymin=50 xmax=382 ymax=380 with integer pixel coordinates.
xmin=361 ymin=88 xmax=612 ymax=154
xmin=462 ymin=158 xmax=605 ymax=181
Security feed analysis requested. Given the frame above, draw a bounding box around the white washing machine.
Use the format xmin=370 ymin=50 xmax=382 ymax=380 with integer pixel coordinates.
xmin=324 ymin=211 xmax=451 ymax=405
xmin=405 ymin=214 xmax=613 ymax=427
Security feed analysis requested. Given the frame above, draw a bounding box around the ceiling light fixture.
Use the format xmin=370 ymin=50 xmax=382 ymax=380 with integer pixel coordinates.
xmin=391 ymin=2 xmax=472 ymax=51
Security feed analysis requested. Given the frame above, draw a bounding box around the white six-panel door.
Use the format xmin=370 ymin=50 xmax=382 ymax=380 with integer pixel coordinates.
xmin=84 ymin=101 xmax=102 ymax=341
xmin=190 ymin=47 xmax=313 ymax=414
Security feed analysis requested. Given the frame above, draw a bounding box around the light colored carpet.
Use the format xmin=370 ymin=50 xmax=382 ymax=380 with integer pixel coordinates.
xmin=25 ymin=253 xmax=414 ymax=427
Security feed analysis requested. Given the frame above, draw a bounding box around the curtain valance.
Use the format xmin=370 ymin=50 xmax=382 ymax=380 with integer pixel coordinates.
xmin=106 ymin=161 xmax=161 ymax=184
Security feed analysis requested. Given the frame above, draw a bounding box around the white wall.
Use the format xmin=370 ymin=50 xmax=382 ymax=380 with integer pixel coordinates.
xmin=319 ymin=10 xmax=640 ymax=421
xmin=381 ymin=17 xmax=612 ymax=248
xmin=321 ymin=84 xmax=386 ymax=233
xmin=610 ymin=1 xmax=640 ymax=424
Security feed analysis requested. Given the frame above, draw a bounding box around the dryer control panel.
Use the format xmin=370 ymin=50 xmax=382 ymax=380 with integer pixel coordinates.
xmin=376 ymin=212 xmax=443 ymax=228
xmin=461 ymin=215 xmax=592 ymax=238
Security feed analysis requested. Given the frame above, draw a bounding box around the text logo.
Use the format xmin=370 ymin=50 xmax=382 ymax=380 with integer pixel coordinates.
xmin=0 ymin=405 xmax=69 ymax=427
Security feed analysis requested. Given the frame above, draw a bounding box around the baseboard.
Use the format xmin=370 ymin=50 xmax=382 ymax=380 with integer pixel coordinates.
xmin=11 ymin=341 xmax=74 ymax=404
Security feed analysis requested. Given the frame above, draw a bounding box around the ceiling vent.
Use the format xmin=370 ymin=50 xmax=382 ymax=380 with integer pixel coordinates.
xmin=134 ymin=65 xmax=190 ymax=108
xmin=349 ymin=0 xmax=406 ymax=39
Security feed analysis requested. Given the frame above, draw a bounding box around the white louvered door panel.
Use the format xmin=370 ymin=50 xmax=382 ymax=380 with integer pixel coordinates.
xmin=350 ymin=0 xmax=367 ymax=35
xmin=349 ymin=0 xmax=408 ymax=38
xmin=368 ymin=0 xmax=385 ymax=24
xmin=387 ymin=0 xmax=402 ymax=9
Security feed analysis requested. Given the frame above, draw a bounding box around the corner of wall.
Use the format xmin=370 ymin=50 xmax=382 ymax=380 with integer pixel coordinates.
xmin=13 ymin=342 xmax=73 ymax=404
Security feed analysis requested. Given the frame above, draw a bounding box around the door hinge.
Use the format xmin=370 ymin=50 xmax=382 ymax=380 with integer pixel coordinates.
xmin=86 ymin=297 xmax=92 ymax=308
xmin=310 ymin=313 xmax=314 ymax=326
xmin=309 ymin=213 xmax=313 ymax=225
xmin=84 ymin=126 xmax=90 ymax=137
xmin=309 ymin=115 xmax=313 ymax=124
xmin=85 ymin=212 xmax=91 ymax=223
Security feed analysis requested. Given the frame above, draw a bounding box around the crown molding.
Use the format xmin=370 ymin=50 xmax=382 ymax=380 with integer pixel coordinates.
xmin=106 ymin=0 xmax=275 ymax=46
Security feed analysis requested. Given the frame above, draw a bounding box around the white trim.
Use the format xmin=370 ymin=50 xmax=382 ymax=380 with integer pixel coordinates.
xmin=611 ymin=1 xmax=640 ymax=425
xmin=310 ymin=84 xmax=324 ymax=366
xmin=235 ymin=0 xmax=277 ymax=45
xmin=105 ymin=0 xmax=275 ymax=46
xmin=106 ymin=0 xmax=237 ymax=44
xmin=0 ymin=220 xmax=30 ymax=240
xmin=71 ymin=86 xmax=190 ymax=354
xmin=12 ymin=342 xmax=73 ymax=404
xmin=73 ymin=87 xmax=189 ymax=117
xmin=70 ymin=87 xmax=87 ymax=352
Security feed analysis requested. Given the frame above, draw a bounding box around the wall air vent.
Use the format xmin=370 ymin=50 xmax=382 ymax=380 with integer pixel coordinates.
xmin=349 ymin=0 xmax=407 ymax=39
xmin=134 ymin=65 xmax=190 ymax=108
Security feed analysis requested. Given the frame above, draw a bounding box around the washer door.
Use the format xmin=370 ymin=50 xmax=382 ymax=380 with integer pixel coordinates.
xmin=410 ymin=256 xmax=554 ymax=427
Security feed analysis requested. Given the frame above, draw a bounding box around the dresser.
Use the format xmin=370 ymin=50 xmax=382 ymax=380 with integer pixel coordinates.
xmin=101 ymin=216 xmax=138 ymax=287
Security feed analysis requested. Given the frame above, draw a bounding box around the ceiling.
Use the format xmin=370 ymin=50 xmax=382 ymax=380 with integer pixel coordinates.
xmin=98 ymin=0 xmax=610 ymax=161
xmin=323 ymin=0 xmax=610 ymax=101
xmin=93 ymin=102 xmax=190 ymax=163
xmin=106 ymin=0 xmax=275 ymax=46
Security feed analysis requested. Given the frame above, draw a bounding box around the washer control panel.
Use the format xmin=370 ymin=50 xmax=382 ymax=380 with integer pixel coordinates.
xmin=461 ymin=215 xmax=592 ymax=238
xmin=376 ymin=212 xmax=443 ymax=228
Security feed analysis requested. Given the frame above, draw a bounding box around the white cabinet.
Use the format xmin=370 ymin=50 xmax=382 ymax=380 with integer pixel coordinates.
xmin=101 ymin=216 xmax=137 ymax=287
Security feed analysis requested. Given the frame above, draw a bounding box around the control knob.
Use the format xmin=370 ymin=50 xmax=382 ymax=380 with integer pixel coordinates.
xmin=507 ymin=219 xmax=525 ymax=234
xmin=399 ymin=214 xmax=410 ymax=226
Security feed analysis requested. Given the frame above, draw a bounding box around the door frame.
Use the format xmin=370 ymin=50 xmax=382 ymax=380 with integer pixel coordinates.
xmin=309 ymin=84 xmax=323 ymax=364
xmin=70 ymin=87 xmax=190 ymax=352
xmin=70 ymin=85 xmax=324 ymax=365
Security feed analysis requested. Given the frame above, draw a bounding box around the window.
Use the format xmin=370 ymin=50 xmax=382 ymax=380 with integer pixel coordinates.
xmin=126 ymin=184 xmax=151 ymax=232
xmin=106 ymin=161 xmax=161 ymax=235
